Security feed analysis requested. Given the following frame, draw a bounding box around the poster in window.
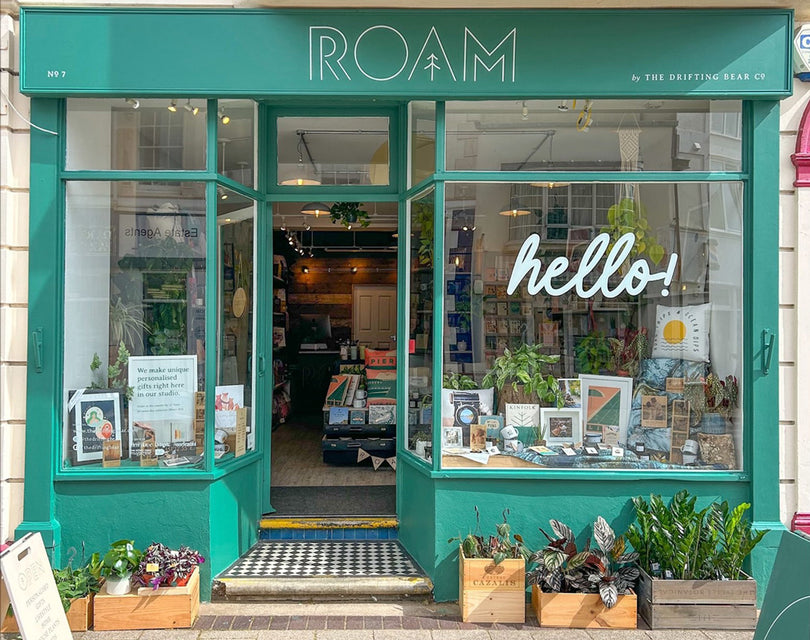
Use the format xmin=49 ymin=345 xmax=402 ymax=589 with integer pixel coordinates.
xmin=579 ymin=375 xmax=633 ymax=447
xmin=68 ymin=390 xmax=123 ymax=464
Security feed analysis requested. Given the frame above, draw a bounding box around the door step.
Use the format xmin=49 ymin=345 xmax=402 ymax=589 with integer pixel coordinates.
xmin=259 ymin=516 xmax=398 ymax=541
xmin=212 ymin=540 xmax=432 ymax=602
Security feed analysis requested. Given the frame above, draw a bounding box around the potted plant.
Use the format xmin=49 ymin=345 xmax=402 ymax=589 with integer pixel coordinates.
xmin=600 ymin=197 xmax=666 ymax=266
xmin=101 ymin=539 xmax=143 ymax=595
xmin=608 ymin=328 xmax=648 ymax=378
xmin=442 ymin=372 xmax=478 ymax=390
xmin=453 ymin=507 xmax=529 ymax=623
xmin=133 ymin=542 xmax=205 ymax=589
xmin=626 ymin=490 xmax=766 ymax=629
xmin=329 ymin=202 xmax=370 ymax=229
xmin=412 ymin=200 xmax=434 ymax=266
xmin=90 ymin=340 xmax=134 ymax=401
xmin=53 ymin=562 xmax=103 ymax=631
xmin=483 ymin=344 xmax=562 ymax=412
xmin=574 ymin=332 xmax=613 ymax=375
xmin=527 ymin=517 xmax=638 ymax=628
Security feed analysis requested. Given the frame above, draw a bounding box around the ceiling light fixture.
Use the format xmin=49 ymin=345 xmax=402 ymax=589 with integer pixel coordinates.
xmin=218 ymin=108 xmax=230 ymax=124
xmin=280 ymin=130 xmax=320 ymax=186
xmin=351 ymin=266 xmax=358 ymax=274
xmin=184 ymin=99 xmax=200 ymax=116
xmin=521 ymin=101 xmax=529 ymax=121
xmin=302 ymin=266 xmax=309 ymax=273
xmin=498 ymin=202 xmax=531 ymax=217
xmin=300 ymin=202 xmax=331 ymax=217
xmin=167 ymin=99 xmax=178 ymax=112
xmin=125 ymin=98 xmax=139 ymax=109
xmin=217 ymin=187 xmax=228 ymax=200
xmin=529 ymin=132 xmax=570 ymax=189
xmin=280 ymin=218 xmax=287 ymax=231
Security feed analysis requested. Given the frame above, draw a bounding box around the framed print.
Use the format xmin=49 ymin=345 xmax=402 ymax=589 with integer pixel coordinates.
xmin=641 ymin=394 xmax=668 ymax=428
xmin=558 ymin=378 xmax=582 ymax=408
xmin=579 ymin=374 xmax=633 ymax=447
xmin=69 ymin=390 xmax=123 ymax=464
xmin=441 ymin=426 xmax=464 ymax=449
xmin=541 ymin=407 xmax=582 ymax=445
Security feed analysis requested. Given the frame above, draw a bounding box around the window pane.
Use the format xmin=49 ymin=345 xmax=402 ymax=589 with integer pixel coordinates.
xmin=410 ymin=102 xmax=436 ymax=187
xmin=217 ymin=188 xmax=256 ymax=462
xmin=218 ymin=100 xmax=256 ymax=189
xmin=445 ymin=100 xmax=741 ymax=173
xmin=277 ymin=116 xmax=389 ymax=186
xmin=408 ymin=188 xmax=435 ymax=461
xmin=440 ymin=181 xmax=743 ymax=472
xmin=66 ymin=98 xmax=207 ymax=171
xmin=63 ymin=181 xmax=207 ymax=470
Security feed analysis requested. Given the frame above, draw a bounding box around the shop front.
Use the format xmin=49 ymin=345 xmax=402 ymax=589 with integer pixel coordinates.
xmin=17 ymin=7 xmax=790 ymax=601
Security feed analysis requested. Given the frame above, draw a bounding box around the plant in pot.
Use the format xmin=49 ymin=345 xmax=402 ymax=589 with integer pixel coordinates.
xmin=101 ymin=539 xmax=143 ymax=595
xmin=527 ymin=517 xmax=638 ymax=628
xmin=483 ymin=344 xmax=562 ymax=412
xmin=329 ymin=202 xmax=370 ymax=229
xmin=90 ymin=340 xmax=134 ymax=401
xmin=574 ymin=332 xmax=613 ymax=375
xmin=452 ymin=507 xmax=530 ymax=623
xmin=684 ymin=372 xmax=739 ymax=434
xmin=625 ymin=490 xmax=767 ymax=630
xmin=442 ymin=372 xmax=478 ymax=390
xmin=608 ymin=328 xmax=648 ymax=378
xmin=600 ymin=197 xmax=666 ymax=266
xmin=412 ymin=200 xmax=434 ymax=266
xmin=133 ymin=542 xmax=205 ymax=589
xmin=53 ymin=562 xmax=103 ymax=631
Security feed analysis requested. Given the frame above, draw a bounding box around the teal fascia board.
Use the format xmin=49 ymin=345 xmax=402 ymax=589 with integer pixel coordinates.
xmin=20 ymin=8 xmax=792 ymax=98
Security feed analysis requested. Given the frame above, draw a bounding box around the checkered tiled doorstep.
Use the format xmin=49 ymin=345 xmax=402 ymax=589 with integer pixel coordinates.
xmin=218 ymin=540 xmax=423 ymax=578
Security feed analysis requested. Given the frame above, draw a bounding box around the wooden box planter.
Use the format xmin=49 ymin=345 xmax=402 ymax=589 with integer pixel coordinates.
xmin=637 ymin=568 xmax=757 ymax=630
xmin=93 ymin=567 xmax=200 ymax=631
xmin=531 ymin=585 xmax=637 ymax=629
xmin=1 ymin=594 xmax=94 ymax=633
xmin=459 ymin=548 xmax=526 ymax=623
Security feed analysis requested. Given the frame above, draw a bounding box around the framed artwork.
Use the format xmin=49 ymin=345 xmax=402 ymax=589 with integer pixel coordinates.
xmin=579 ymin=374 xmax=633 ymax=447
xmin=541 ymin=407 xmax=582 ymax=445
xmin=558 ymin=378 xmax=582 ymax=408
xmin=641 ymin=395 xmax=668 ymax=428
xmin=69 ymin=390 xmax=123 ymax=464
xmin=441 ymin=426 xmax=464 ymax=449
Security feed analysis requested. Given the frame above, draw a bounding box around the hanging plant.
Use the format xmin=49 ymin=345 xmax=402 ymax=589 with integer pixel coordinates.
xmin=600 ymin=197 xmax=666 ymax=265
xmin=329 ymin=202 xmax=370 ymax=228
xmin=413 ymin=200 xmax=434 ymax=266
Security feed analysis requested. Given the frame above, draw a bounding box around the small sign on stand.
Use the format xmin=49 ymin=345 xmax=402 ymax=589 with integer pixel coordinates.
xmin=0 ymin=533 xmax=72 ymax=640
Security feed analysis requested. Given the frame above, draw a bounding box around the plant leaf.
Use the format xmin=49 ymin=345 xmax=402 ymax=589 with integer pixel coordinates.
xmin=599 ymin=581 xmax=619 ymax=609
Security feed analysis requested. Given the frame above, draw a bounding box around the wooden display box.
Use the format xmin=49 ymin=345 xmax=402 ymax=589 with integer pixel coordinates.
xmin=93 ymin=567 xmax=200 ymax=631
xmin=1 ymin=593 xmax=93 ymax=633
xmin=531 ymin=585 xmax=637 ymax=629
xmin=459 ymin=547 xmax=525 ymax=623
xmin=637 ymin=568 xmax=757 ymax=630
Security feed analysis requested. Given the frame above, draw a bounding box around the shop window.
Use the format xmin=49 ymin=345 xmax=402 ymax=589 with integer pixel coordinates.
xmin=66 ymin=99 xmax=207 ymax=171
xmin=277 ymin=116 xmax=390 ymax=186
xmin=409 ymin=102 xmax=436 ymax=187
xmin=407 ymin=188 xmax=435 ymax=461
xmin=62 ymin=181 xmax=207 ymax=470
xmin=444 ymin=100 xmax=742 ymax=173
xmin=217 ymin=100 xmax=257 ymax=189
xmin=438 ymin=181 xmax=743 ymax=472
xmin=216 ymin=188 xmax=257 ymax=462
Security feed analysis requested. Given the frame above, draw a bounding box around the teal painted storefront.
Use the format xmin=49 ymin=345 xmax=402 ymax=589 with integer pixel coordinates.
xmin=18 ymin=7 xmax=790 ymax=603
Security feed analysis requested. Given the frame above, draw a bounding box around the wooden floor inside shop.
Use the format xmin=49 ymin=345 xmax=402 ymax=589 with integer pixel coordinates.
xmin=271 ymin=414 xmax=396 ymax=487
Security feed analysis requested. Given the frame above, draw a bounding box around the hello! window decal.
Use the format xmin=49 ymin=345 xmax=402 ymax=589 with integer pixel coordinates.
xmin=508 ymin=232 xmax=679 ymax=299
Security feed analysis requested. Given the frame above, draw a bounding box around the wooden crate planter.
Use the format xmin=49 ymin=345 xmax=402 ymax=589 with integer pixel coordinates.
xmin=637 ymin=568 xmax=757 ymax=630
xmin=93 ymin=566 xmax=200 ymax=631
xmin=1 ymin=594 xmax=94 ymax=633
xmin=459 ymin=548 xmax=526 ymax=623
xmin=531 ymin=585 xmax=637 ymax=629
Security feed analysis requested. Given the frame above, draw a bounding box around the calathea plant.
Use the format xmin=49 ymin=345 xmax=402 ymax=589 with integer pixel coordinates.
xmin=527 ymin=517 xmax=639 ymax=608
xmin=451 ymin=507 xmax=531 ymax=566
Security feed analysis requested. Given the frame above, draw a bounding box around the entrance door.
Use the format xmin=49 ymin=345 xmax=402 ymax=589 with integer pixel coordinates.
xmin=353 ymin=285 xmax=397 ymax=349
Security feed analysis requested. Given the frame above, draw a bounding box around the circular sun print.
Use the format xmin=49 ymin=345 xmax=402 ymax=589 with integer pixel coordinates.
xmin=663 ymin=319 xmax=687 ymax=344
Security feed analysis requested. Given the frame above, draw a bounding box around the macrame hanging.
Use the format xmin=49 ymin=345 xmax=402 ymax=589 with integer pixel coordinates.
xmin=617 ymin=115 xmax=641 ymax=200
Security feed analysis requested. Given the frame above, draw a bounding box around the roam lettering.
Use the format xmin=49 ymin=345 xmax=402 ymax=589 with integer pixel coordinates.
xmin=508 ymin=232 xmax=679 ymax=299
xmin=309 ymin=25 xmax=516 ymax=83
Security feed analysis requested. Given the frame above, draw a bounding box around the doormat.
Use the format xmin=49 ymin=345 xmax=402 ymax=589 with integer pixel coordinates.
xmin=270 ymin=485 xmax=395 ymax=516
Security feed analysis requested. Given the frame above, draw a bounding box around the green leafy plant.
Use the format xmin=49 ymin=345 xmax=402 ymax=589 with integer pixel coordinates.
xmin=575 ymin=332 xmax=614 ymax=375
xmin=608 ymin=328 xmax=648 ymax=378
xmin=527 ymin=517 xmax=638 ymax=609
xmin=451 ymin=507 xmax=530 ymax=566
xmin=625 ymin=490 xmax=767 ymax=581
xmin=101 ymin=539 xmax=143 ymax=578
xmin=684 ymin=373 xmax=739 ymax=421
xmin=483 ymin=344 xmax=562 ymax=407
xmin=442 ymin=373 xmax=478 ymax=390
xmin=90 ymin=341 xmax=133 ymax=399
xmin=53 ymin=563 xmax=102 ymax=613
xmin=413 ymin=200 xmax=434 ymax=266
xmin=329 ymin=202 xmax=370 ymax=229
xmin=109 ymin=296 xmax=150 ymax=353
xmin=600 ymin=197 xmax=665 ymax=265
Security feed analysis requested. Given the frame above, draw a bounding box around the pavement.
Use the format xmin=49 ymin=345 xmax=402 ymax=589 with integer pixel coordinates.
xmin=0 ymin=601 xmax=756 ymax=640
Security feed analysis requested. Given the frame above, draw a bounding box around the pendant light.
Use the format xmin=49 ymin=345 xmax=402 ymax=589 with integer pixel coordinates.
xmin=530 ymin=131 xmax=569 ymax=189
xmin=280 ymin=130 xmax=321 ymax=186
xmin=498 ymin=204 xmax=531 ymax=217
xmin=300 ymin=202 xmax=331 ymax=217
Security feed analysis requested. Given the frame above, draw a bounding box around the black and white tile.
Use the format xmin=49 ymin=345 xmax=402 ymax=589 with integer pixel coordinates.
xmin=219 ymin=541 xmax=423 ymax=578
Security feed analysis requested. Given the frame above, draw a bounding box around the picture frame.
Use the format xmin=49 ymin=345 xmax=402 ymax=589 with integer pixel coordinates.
xmin=641 ymin=394 xmax=668 ymax=428
xmin=441 ymin=426 xmax=464 ymax=449
xmin=579 ymin=374 xmax=633 ymax=447
xmin=69 ymin=390 xmax=123 ymax=464
xmin=541 ymin=407 xmax=583 ymax=445
xmin=557 ymin=378 xmax=582 ymax=408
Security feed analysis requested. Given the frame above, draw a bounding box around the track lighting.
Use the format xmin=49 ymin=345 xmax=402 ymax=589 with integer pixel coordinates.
xmin=217 ymin=187 xmax=228 ymax=200
xmin=302 ymin=266 xmax=309 ymax=273
xmin=521 ymin=101 xmax=529 ymax=121
xmin=218 ymin=109 xmax=230 ymax=124
xmin=305 ymin=223 xmax=311 ymax=231
xmin=184 ymin=100 xmax=199 ymax=116
xmin=351 ymin=266 xmax=358 ymax=274
xmin=168 ymin=99 xmax=177 ymax=112
xmin=125 ymin=98 xmax=139 ymax=109
xmin=280 ymin=219 xmax=287 ymax=231
xmin=557 ymin=100 xmax=569 ymax=112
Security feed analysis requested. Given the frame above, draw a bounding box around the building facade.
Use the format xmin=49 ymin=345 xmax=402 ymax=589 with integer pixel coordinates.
xmin=1 ymin=1 xmax=808 ymax=603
